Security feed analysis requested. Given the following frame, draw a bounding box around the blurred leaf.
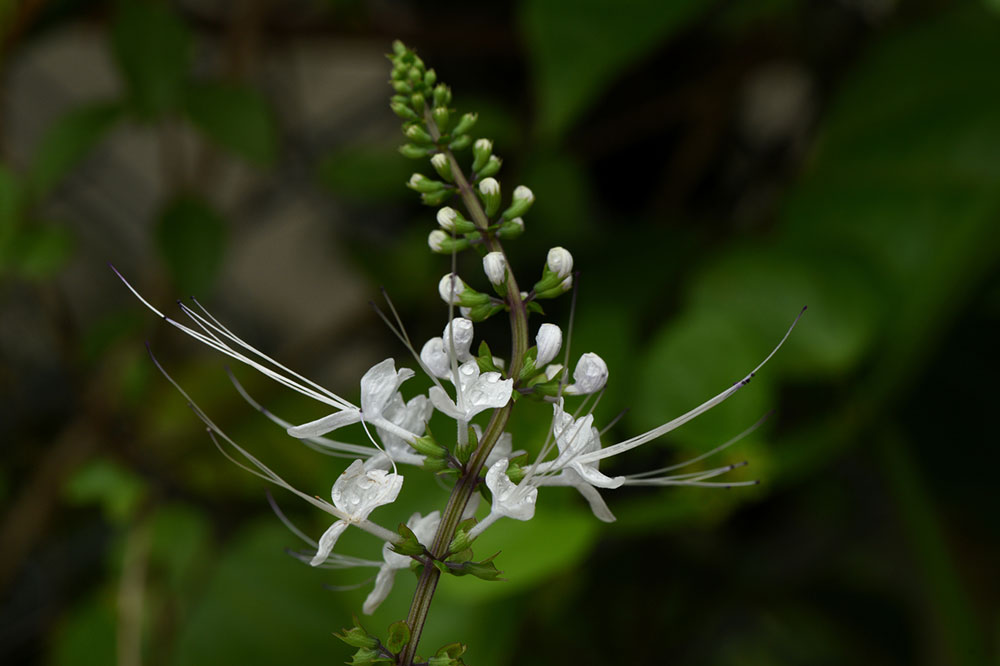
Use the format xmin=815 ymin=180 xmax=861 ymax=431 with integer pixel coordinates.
xmin=47 ymin=595 xmax=116 ymax=666
xmin=27 ymin=101 xmax=122 ymax=198
xmin=11 ymin=224 xmax=74 ymax=279
xmin=633 ymin=307 xmax=775 ymax=450
xmin=520 ymin=0 xmax=709 ymax=139
xmin=318 ymin=145 xmax=413 ymax=203
xmin=150 ymin=503 xmax=213 ymax=593
xmin=688 ymin=247 xmax=883 ymax=378
xmin=184 ymin=83 xmax=277 ymax=165
xmin=520 ymin=150 xmax=595 ymax=244
xmin=155 ymin=196 xmax=227 ymax=295
xmin=64 ymin=457 xmax=147 ymax=524
xmin=438 ymin=504 xmax=598 ymax=603
xmin=170 ymin=521 xmax=350 ymax=665
xmin=111 ymin=1 xmax=192 ymax=117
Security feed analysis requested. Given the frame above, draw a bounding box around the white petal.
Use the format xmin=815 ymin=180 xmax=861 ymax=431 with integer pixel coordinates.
xmin=362 ymin=565 xmax=397 ymax=614
xmin=565 ymin=353 xmax=608 ymax=395
xmin=572 ymin=482 xmax=617 ymax=523
xmin=485 ymin=459 xmax=537 ymax=522
xmin=420 ymin=337 xmax=451 ymax=379
xmin=535 ymin=324 xmax=562 ymax=367
xmin=331 ymin=459 xmax=404 ymax=520
xmin=360 ymin=359 xmax=413 ymax=419
xmin=442 ymin=318 xmax=475 ymax=362
xmin=428 ymin=385 xmax=463 ymax=419
xmin=310 ymin=520 xmax=349 ymax=566
xmin=464 ymin=371 xmax=513 ymax=419
xmin=572 ymin=462 xmax=625 ymax=489
xmin=287 ymin=409 xmax=361 ymax=438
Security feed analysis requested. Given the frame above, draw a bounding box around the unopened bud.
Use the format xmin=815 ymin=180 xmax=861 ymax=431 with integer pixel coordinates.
xmin=452 ymin=112 xmax=478 ymax=135
xmin=432 ymin=106 xmax=450 ymax=133
xmin=477 ymin=155 xmax=502 ymax=178
xmin=546 ymin=246 xmax=573 ymax=278
xmin=433 ymin=83 xmax=451 ymax=108
xmin=535 ymin=323 xmax=562 ymax=366
xmin=399 ymin=143 xmax=431 ymax=159
xmin=430 ymin=153 xmax=452 ymax=181
xmin=442 ymin=317 xmax=475 ymax=361
xmin=438 ymin=273 xmax=467 ymax=305
xmin=479 ymin=178 xmax=501 ymax=217
xmin=437 ymin=206 xmax=458 ymax=231
xmin=405 ymin=124 xmax=432 ymax=144
xmin=428 ymin=229 xmax=448 ymax=252
xmin=482 ymin=251 xmax=507 ymax=286
xmin=408 ymin=173 xmax=445 ymax=193
xmin=472 ymin=139 xmax=493 ymax=172
xmin=391 ymin=101 xmax=418 ymax=121
xmin=503 ymin=185 xmax=535 ymax=220
xmin=498 ymin=216 xmax=524 ymax=239
xmin=423 ymin=68 xmax=437 ymax=87
xmin=449 ymin=135 xmax=472 ymax=151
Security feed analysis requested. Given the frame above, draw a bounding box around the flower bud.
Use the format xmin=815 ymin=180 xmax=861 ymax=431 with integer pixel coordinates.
xmin=430 ymin=153 xmax=452 ymax=181
xmin=452 ymin=112 xmax=478 ymax=135
xmin=420 ymin=337 xmax=450 ymax=378
xmin=432 ymin=106 xmax=450 ymax=133
xmin=421 ymin=189 xmax=452 ymax=207
xmin=535 ymin=323 xmax=563 ymax=367
xmin=410 ymin=92 xmax=425 ymax=113
xmin=482 ymin=251 xmax=507 ymax=286
xmin=428 ymin=229 xmax=448 ymax=252
xmin=567 ymin=352 xmax=608 ymax=394
xmin=479 ymin=178 xmax=501 ymax=217
xmin=497 ymin=216 xmax=524 ymax=239
xmin=390 ymin=101 xmax=418 ymax=121
xmin=438 ymin=273 xmax=467 ymax=305
xmin=449 ymin=134 xmax=472 ymax=151
xmin=399 ymin=143 xmax=431 ymax=159
xmin=546 ymin=246 xmax=573 ymax=278
xmin=405 ymin=124 xmax=432 ymax=145
xmin=437 ymin=206 xmax=458 ymax=231
xmin=433 ymin=83 xmax=451 ymax=107
xmin=423 ymin=68 xmax=437 ymax=87
xmin=408 ymin=173 xmax=445 ymax=193
xmin=472 ymin=139 xmax=493 ymax=172
xmin=502 ymin=185 xmax=535 ymax=220
xmin=477 ymin=155 xmax=502 ymax=178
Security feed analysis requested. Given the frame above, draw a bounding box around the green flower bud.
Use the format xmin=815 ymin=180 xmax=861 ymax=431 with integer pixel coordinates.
xmin=478 ymin=177 xmax=500 ymax=217
xmin=335 ymin=626 xmax=379 ymax=650
xmin=392 ymin=40 xmax=407 ymax=57
xmin=432 ymin=106 xmax=450 ymax=133
xmin=497 ymin=216 xmax=524 ymax=239
xmin=465 ymin=302 xmax=504 ymax=322
xmin=411 ymin=93 xmax=425 ymax=113
xmin=436 ymin=206 xmax=478 ymax=233
xmin=433 ymin=83 xmax=451 ymax=108
xmin=405 ymin=124 xmax=433 ymax=145
xmin=430 ymin=153 xmax=453 ymax=181
xmin=399 ymin=143 xmax=433 ymax=159
xmin=407 ymin=67 xmax=422 ymax=84
xmin=502 ymin=185 xmax=534 ymax=220
xmin=472 ymin=138 xmax=493 ymax=172
xmin=421 ymin=189 xmax=452 ymax=206
xmin=449 ymin=134 xmax=471 ymax=151
xmin=428 ymin=229 xmax=470 ymax=254
xmin=477 ymin=155 xmax=502 ymax=178
xmin=407 ymin=173 xmax=445 ymax=193
xmin=452 ymin=112 xmax=478 ymax=135
xmin=424 ymin=68 xmax=437 ymax=87
xmin=410 ymin=434 xmax=447 ymax=458
xmin=391 ymin=101 xmax=418 ymax=121
xmin=392 ymin=80 xmax=412 ymax=94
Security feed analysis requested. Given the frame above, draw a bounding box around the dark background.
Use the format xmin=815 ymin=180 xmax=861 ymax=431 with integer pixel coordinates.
xmin=1 ymin=0 xmax=998 ymax=664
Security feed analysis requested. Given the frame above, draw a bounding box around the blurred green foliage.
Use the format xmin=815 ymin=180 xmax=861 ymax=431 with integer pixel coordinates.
xmin=1 ymin=1 xmax=998 ymax=665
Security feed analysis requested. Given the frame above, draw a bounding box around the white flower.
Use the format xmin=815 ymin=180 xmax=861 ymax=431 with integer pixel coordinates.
xmin=362 ymin=511 xmax=440 ymax=614
xmin=531 ymin=400 xmax=624 ymax=522
xmin=535 ymin=324 xmax=562 ymax=367
xmin=512 ymin=185 xmax=534 ymax=204
xmin=311 ymin=459 xmax=404 ymax=566
xmin=474 ymin=138 xmax=492 ymax=153
xmin=478 ymin=177 xmax=499 ymax=195
xmin=287 ymin=358 xmax=415 ymax=438
xmin=428 ymin=360 xmax=512 ymax=421
xmin=437 ymin=206 xmax=458 ymax=231
xmin=546 ymin=247 xmax=573 ymax=279
xmin=483 ymin=251 xmax=507 ymax=286
xmin=368 ymin=393 xmax=434 ymax=468
xmin=438 ymin=273 xmax=467 ymax=305
xmin=420 ymin=337 xmax=451 ymax=379
xmin=428 ymin=229 xmax=448 ymax=252
xmin=486 ymin=458 xmax=537 ymax=521
xmin=564 ymin=352 xmax=608 ymax=395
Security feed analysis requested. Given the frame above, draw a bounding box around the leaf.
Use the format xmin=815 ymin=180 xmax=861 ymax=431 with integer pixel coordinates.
xmin=184 ymin=83 xmax=278 ymax=165
xmin=63 ymin=457 xmax=147 ymax=524
xmin=27 ymin=101 xmax=122 ymax=198
xmin=520 ymin=0 xmax=709 ymax=139
xmin=154 ymin=196 xmax=227 ymax=295
xmin=47 ymin=595 xmax=116 ymax=666
xmin=111 ymin=2 xmax=193 ymax=117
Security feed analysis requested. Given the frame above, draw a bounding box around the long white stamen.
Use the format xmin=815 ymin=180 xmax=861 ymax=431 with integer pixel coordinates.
xmin=576 ymin=308 xmax=805 ymax=465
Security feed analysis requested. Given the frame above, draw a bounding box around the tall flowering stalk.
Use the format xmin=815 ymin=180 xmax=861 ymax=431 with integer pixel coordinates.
xmin=119 ymin=41 xmax=804 ymax=666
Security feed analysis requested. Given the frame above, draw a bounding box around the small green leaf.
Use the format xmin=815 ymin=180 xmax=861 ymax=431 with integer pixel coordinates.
xmin=154 ymin=196 xmax=227 ymax=295
xmin=28 ymin=101 xmax=122 ymax=198
xmin=111 ymin=2 xmax=192 ymax=116
xmin=184 ymin=83 xmax=277 ymax=165
xmin=385 ymin=620 xmax=411 ymax=654
xmin=63 ymin=457 xmax=147 ymax=524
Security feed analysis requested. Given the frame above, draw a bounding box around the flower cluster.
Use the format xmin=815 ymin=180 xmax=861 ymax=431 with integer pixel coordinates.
xmin=120 ymin=40 xmax=804 ymax=665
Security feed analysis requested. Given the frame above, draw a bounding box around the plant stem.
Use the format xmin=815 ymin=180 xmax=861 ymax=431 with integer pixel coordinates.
xmin=398 ymin=120 xmax=530 ymax=666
